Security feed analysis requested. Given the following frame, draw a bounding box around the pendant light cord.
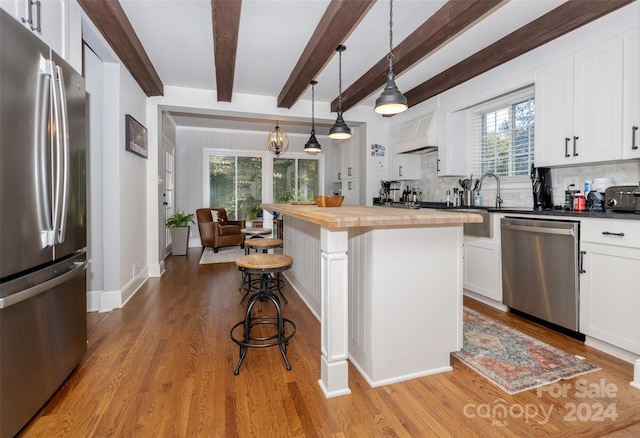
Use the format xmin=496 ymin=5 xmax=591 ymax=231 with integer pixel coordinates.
xmin=338 ymin=49 xmax=343 ymax=113
xmin=388 ymin=0 xmax=394 ymax=67
xmin=311 ymin=81 xmax=316 ymax=133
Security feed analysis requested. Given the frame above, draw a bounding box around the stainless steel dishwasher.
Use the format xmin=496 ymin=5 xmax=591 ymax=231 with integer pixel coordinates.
xmin=501 ymin=217 xmax=580 ymax=332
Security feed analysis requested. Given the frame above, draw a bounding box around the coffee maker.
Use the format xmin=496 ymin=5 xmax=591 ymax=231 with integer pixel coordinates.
xmin=531 ymin=164 xmax=553 ymax=210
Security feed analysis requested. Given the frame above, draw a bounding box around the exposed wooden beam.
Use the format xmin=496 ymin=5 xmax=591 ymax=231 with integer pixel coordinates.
xmin=405 ymin=0 xmax=635 ymax=108
xmin=77 ymin=0 xmax=163 ymax=97
xmin=211 ymin=0 xmax=241 ymax=103
xmin=333 ymin=0 xmax=505 ymax=113
xmin=277 ymin=0 xmax=375 ymax=109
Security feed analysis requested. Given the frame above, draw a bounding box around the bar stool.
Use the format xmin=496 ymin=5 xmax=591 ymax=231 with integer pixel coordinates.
xmin=240 ymin=238 xmax=286 ymax=303
xmin=231 ymin=254 xmax=296 ymax=375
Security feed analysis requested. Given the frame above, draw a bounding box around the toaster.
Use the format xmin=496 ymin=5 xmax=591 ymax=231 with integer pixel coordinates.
xmin=604 ymin=185 xmax=639 ymax=213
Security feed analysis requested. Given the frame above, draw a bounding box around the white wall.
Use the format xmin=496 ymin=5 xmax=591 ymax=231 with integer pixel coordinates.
xmin=82 ymin=13 xmax=149 ymax=311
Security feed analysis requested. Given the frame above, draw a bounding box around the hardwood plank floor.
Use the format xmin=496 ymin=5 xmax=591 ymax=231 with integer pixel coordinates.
xmin=19 ymin=248 xmax=640 ymax=437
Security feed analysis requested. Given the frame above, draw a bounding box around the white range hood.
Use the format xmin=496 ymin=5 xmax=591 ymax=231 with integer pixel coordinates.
xmin=393 ymin=110 xmax=439 ymax=154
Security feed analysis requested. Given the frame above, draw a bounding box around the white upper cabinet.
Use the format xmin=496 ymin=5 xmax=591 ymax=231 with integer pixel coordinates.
xmin=0 ymin=0 xmax=67 ymax=58
xmin=391 ymin=154 xmax=420 ymax=180
xmin=535 ymin=35 xmax=625 ymax=166
xmin=623 ymin=29 xmax=639 ymax=160
xmin=333 ymin=131 xmax=360 ymax=182
xmin=438 ymin=110 xmax=469 ymax=176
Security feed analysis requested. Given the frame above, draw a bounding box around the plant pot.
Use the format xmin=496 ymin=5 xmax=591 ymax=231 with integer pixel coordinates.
xmin=169 ymin=226 xmax=190 ymax=256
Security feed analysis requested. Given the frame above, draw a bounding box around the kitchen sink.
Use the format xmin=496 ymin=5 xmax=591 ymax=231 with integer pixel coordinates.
xmin=438 ymin=208 xmax=493 ymax=238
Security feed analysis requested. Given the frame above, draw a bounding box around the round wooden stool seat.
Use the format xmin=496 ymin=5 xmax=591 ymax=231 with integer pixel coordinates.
xmin=244 ymin=238 xmax=282 ymax=249
xmin=235 ymin=254 xmax=292 ymax=271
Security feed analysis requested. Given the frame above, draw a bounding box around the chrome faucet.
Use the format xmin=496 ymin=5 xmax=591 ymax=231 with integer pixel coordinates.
xmin=478 ymin=173 xmax=503 ymax=209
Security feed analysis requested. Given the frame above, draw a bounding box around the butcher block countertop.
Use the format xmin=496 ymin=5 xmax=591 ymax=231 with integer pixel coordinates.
xmin=261 ymin=203 xmax=483 ymax=229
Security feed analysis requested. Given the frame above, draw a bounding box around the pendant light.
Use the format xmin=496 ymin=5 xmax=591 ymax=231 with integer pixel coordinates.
xmin=266 ymin=121 xmax=289 ymax=156
xmin=329 ymin=45 xmax=351 ymax=139
xmin=375 ymin=0 xmax=408 ymax=115
xmin=304 ymin=80 xmax=322 ymax=153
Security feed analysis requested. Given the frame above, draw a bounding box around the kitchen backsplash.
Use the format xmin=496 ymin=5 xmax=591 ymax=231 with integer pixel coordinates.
xmin=413 ymin=153 xmax=640 ymax=209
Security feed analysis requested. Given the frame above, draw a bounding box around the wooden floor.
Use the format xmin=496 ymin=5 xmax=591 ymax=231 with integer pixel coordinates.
xmin=20 ymin=247 xmax=640 ymax=437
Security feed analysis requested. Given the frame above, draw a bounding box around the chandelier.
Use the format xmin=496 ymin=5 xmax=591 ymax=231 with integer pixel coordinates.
xmin=266 ymin=122 xmax=289 ymax=156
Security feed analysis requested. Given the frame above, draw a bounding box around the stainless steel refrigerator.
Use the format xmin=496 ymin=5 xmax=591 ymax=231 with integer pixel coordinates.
xmin=0 ymin=10 xmax=87 ymax=438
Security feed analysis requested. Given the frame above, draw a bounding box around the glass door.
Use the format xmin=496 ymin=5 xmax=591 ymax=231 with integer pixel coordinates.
xmin=208 ymin=155 xmax=262 ymax=220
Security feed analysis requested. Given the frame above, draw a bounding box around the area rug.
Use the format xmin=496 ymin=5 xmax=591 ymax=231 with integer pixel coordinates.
xmin=199 ymin=246 xmax=244 ymax=264
xmin=452 ymin=307 xmax=599 ymax=394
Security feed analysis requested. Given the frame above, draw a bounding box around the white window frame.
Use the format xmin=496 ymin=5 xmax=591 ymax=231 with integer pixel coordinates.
xmin=203 ymin=148 xmax=323 ymax=208
xmin=470 ymin=86 xmax=535 ymax=181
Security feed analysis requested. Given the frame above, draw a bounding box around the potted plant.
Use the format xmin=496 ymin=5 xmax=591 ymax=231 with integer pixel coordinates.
xmin=165 ymin=210 xmax=195 ymax=255
xmin=247 ymin=205 xmax=263 ymax=227
xmin=247 ymin=205 xmax=263 ymax=221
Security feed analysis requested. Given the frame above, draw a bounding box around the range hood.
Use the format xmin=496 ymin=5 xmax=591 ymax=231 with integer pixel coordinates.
xmin=393 ymin=110 xmax=439 ymax=154
xmin=400 ymin=145 xmax=438 ymax=154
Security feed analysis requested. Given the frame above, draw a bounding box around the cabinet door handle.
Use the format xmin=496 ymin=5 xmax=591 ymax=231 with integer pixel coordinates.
xmin=21 ymin=0 xmax=33 ymax=25
xmin=348 ymin=181 xmax=352 ymax=190
xmin=565 ymin=137 xmax=571 ymax=157
xmin=602 ymin=231 xmax=625 ymax=237
xmin=437 ymin=159 xmax=441 ymax=172
xmin=33 ymin=0 xmax=41 ymax=33
xmin=632 ymin=126 xmax=638 ymax=150
xmin=573 ymin=136 xmax=579 ymax=156
xmin=579 ymin=250 xmax=586 ymax=274
xmin=348 ymin=167 xmax=352 ymax=177
xmin=338 ymin=172 xmax=341 ymax=181
xmin=399 ymin=165 xmax=403 ymax=177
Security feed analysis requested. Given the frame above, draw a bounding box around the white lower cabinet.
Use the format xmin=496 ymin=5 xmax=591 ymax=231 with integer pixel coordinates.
xmin=580 ymin=219 xmax=640 ymax=354
xmin=463 ymin=239 xmax=502 ymax=302
xmin=462 ymin=213 xmax=503 ymax=305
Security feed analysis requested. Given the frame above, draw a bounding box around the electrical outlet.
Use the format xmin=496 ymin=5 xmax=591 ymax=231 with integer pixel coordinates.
xmin=563 ymin=177 xmax=578 ymax=191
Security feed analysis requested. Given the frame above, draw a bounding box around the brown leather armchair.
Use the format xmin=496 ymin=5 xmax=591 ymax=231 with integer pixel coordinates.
xmin=196 ymin=208 xmax=245 ymax=253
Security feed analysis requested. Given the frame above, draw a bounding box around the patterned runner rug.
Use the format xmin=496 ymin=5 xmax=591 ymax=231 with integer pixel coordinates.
xmin=199 ymin=246 xmax=244 ymax=264
xmin=453 ymin=307 xmax=599 ymax=394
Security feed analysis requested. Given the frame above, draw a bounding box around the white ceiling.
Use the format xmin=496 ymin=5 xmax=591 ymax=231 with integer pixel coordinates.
xmin=118 ymin=0 xmax=567 ymax=134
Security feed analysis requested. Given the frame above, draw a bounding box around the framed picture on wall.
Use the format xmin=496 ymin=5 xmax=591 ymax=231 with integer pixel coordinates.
xmin=125 ymin=114 xmax=148 ymax=158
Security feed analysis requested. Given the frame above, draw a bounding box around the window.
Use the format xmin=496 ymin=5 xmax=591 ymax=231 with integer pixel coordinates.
xmin=206 ymin=151 xmax=321 ymax=219
xmin=273 ymin=157 xmax=319 ymax=203
xmin=472 ymin=88 xmax=535 ymax=178
xmin=208 ymin=154 xmax=262 ymax=220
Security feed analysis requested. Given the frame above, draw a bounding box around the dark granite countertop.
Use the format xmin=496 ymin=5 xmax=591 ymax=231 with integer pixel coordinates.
xmin=372 ymin=200 xmax=640 ymax=221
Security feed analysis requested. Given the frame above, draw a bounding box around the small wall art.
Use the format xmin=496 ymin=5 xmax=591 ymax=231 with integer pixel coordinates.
xmin=370 ymin=143 xmax=385 ymax=157
xmin=125 ymin=114 xmax=148 ymax=158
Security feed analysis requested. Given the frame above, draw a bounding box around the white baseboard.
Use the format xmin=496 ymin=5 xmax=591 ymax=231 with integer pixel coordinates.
xmin=94 ymin=267 xmax=149 ymax=312
xmin=463 ymin=290 xmax=507 ymax=311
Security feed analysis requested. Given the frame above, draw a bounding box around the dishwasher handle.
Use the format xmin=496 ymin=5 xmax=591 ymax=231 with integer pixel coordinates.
xmin=579 ymin=250 xmax=586 ymax=274
xmin=501 ymin=223 xmax=576 ymax=236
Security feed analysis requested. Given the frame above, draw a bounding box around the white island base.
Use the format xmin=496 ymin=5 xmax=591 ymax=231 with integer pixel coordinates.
xmin=346 ymin=225 xmax=464 ymax=387
xmin=280 ymin=215 xmax=465 ymax=396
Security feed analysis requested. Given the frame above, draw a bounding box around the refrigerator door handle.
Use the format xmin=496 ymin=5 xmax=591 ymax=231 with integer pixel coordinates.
xmin=54 ymin=64 xmax=69 ymax=244
xmin=36 ymin=60 xmax=54 ymax=247
xmin=0 ymin=260 xmax=87 ymax=309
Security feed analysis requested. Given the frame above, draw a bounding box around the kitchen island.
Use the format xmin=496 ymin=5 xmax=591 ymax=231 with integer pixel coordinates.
xmin=262 ymin=203 xmax=482 ymax=398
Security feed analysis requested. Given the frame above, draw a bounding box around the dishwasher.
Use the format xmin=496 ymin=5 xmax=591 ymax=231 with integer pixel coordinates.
xmin=501 ymin=217 xmax=581 ymax=334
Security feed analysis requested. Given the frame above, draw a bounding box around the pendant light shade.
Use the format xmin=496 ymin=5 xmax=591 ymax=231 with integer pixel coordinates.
xmin=329 ymin=45 xmax=351 ymax=139
xmin=375 ymin=0 xmax=408 ymax=115
xmin=305 ymin=80 xmax=322 ymax=153
xmin=266 ymin=122 xmax=289 ymax=156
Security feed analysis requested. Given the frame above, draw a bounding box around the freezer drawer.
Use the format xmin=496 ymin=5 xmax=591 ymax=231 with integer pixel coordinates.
xmin=0 ymin=254 xmax=87 ymax=438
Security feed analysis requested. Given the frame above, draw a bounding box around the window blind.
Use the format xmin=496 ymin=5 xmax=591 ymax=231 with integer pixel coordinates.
xmin=471 ymin=87 xmax=535 ymax=178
